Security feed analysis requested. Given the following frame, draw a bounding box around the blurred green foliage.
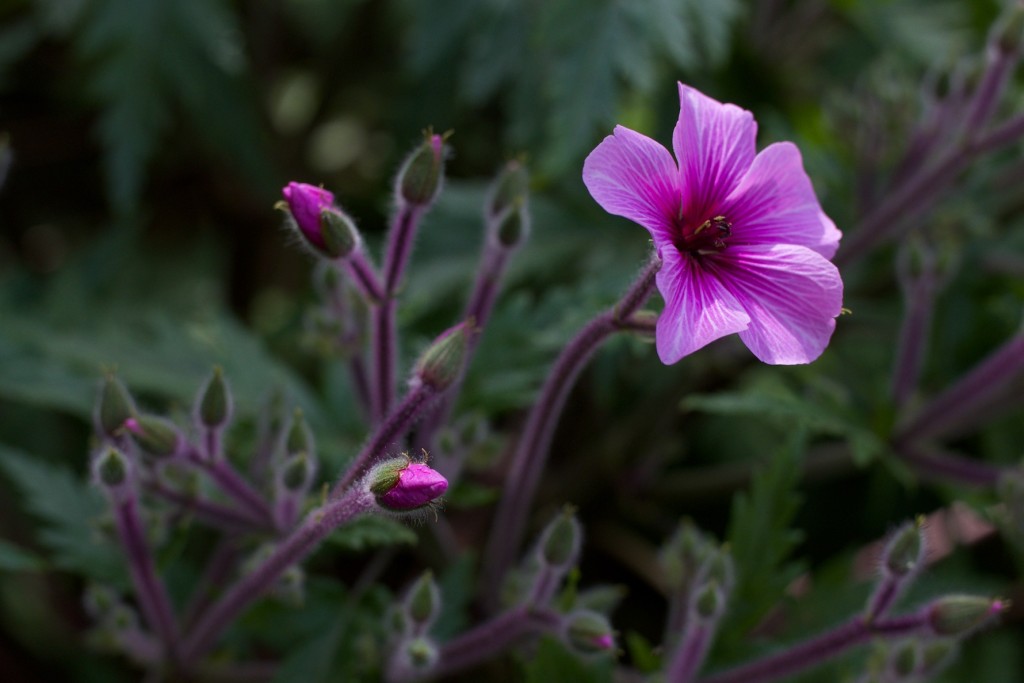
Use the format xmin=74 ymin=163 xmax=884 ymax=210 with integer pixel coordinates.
xmin=1 ymin=0 xmax=1023 ymax=681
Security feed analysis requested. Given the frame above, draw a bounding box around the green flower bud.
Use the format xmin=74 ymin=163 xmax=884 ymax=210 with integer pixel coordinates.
xmin=404 ymin=637 xmax=439 ymax=670
xmin=890 ymin=641 xmax=917 ymax=678
xmin=319 ymin=208 xmax=361 ymax=258
xmin=486 ymin=159 xmax=529 ymax=221
xmin=406 ymin=571 xmax=440 ymax=627
xmin=928 ymin=595 xmax=1005 ymax=636
xmin=95 ymin=448 xmax=129 ymax=488
xmin=97 ymin=374 xmax=135 ymax=437
xmin=413 ymin=322 xmax=472 ymax=391
xmin=658 ymin=520 xmax=705 ymax=590
xmin=125 ymin=416 xmax=181 ymax=458
xmin=198 ymin=366 xmax=232 ymax=428
xmin=286 ymin=409 xmax=313 ymax=458
xmin=884 ymin=518 xmax=924 ymax=577
xmin=564 ymin=610 xmax=615 ymax=655
xmin=494 ymin=201 xmax=530 ymax=248
xmin=540 ymin=506 xmax=581 ymax=568
xmin=281 ymin=452 xmax=312 ymax=492
xmin=397 ymin=131 xmax=447 ymax=207
xmin=694 ymin=581 xmax=724 ymax=621
xmin=920 ymin=640 xmax=956 ymax=675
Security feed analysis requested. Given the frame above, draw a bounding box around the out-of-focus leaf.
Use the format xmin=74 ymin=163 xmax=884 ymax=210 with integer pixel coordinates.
xmin=0 ymin=539 xmax=47 ymax=572
xmin=522 ymin=636 xmax=614 ymax=683
xmin=325 ymin=515 xmax=417 ymax=552
xmin=0 ymin=446 xmax=125 ymax=585
xmin=433 ymin=554 xmax=475 ymax=642
xmin=717 ymin=430 xmax=806 ymax=659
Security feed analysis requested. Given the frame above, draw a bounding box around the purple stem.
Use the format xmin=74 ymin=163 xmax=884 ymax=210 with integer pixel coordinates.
xmin=891 ymin=249 xmax=941 ymax=408
xmin=668 ymin=622 xmax=713 ymax=683
xmin=896 ymin=333 xmax=1024 ymax=443
xmin=112 ymin=495 xmax=180 ymax=659
xmin=964 ymin=40 xmax=1018 ymax=134
xmin=346 ymin=251 xmax=385 ymax=304
xmin=479 ymin=257 xmax=660 ymax=598
xmin=421 ymin=243 xmax=514 ymax=460
xmin=973 ymin=111 xmax=1024 ymax=154
xmin=373 ymin=203 xmax=427 ymax=422
xmin=178 ymin=489 xmax=376 ymax=666
xmin=143 ymin=480 xmax=272 ymax=533
xmin=697 ymin=613 xmax=929 ymax=683
xmin=187 ymin=450 xmax=276 ymax=528
xmin=424 ymin=607 xmax=560 ymax=681
xmin=865 ymin=572 xmax=912 ymax=621
xmin=332 ymin=381 xmax=439 ymax=497
xmin=895 ymin=445 xmax=1005 ymax=488
xmin=182 ymin=541 xmax=240 ymax=629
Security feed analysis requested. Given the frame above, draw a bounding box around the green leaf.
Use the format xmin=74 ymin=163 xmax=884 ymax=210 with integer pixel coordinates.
xmin=433 ymin=554 xmax=475 ymax=642
xmin=523 ymin=636 xmax=614 ymax=683
xmin=683 ymin=373 xmax=886 ymax=466
xmin=326 ymin=515 xmax=417 ymax=552
xmin=625 ymin=631 xmax=662 ymax=674
xmin=0 ymin=446 xmax=126 ymax=585
xmin=718 ymin=430 xmax=806 ymax=657
xmin=0 ymin=539 xmax=47 ymax=572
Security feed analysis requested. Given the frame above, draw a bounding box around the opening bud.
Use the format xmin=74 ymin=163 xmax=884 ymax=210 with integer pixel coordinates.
xmin=369 ymin=458 xmax=448 ymax=512
xmin=94 ymin=448 xmax=129 ymax=489
xmin=928 ymin=595 xmax=1006 ymax=636
xmin=405 ymin=570 xmax=441 ymax=628
xmin=883 ymin=518 xmax=924 ymax=577
xmin=539 ymin=506 xmax=581 ymax=568
xmin=197 ymin=366 xmax=232 ymax=428
xmin=413 ymin=321 xmax=472 ymax=391
xmin=96 ymin=374 xmax=136 ymax=438
xmin=397 ymin=130 xmax=448 ymax=207
xmin=564 ymin=610 xmax=616 ymax=655
xmin=124 ymin=416 xmax=182 ymax=458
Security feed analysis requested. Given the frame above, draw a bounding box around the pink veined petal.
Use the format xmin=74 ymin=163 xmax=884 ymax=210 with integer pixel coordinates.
xmin=654 ymin=246 xmax=751 ymax=364
xmin=673 ymin=83 xmax=757 ymax=220
xmin=583 ymin=125 xmax=680 ymax=241
xmin=724 ymin=142 xmax=841 ymax=258
xmin=709 ymin=244 xmax=844 ymax=365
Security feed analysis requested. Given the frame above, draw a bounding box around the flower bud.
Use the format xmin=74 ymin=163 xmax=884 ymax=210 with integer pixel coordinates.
xmin=564 ymin=610 xmax=615 ymax=655
xmin=486 ymin=159 xmax=529 ymax=223
xmin=919 ymin=640 xmax=956 ymax=675
xmin=197 ymin=366 xmax=232 ymax=428
xmin=694 ymin=581 xmax=725 ymax=621
xmin=700 ymin=547 xmax=735 ymax=595
xmin=883 ymin=518 xmax=924 ymax=577
xmin=125 ymin=416 xmax=181 ymax=458
xmin=889 ymin=640 xmax=917 ymax=678
xmin=494 ymin=201 xmax=530 ymax=248
xmin=403 ymin=637 xmax=439 ymax=671
xmin=96 ymin=374 xmax=135 ymax=438
xmin=280 ymin=182 xmax=361 ymax=259
xmin=405 ymin=571 xmax=441 ymax=628
xmin=94 ymin=448 xmax=129 ymax=488
xmin=993 ymin=0 xmax=1024 ymax=53
xmin=412 ymin=321 xmax=472 ymax=391
xmin=658 ymin=520 xmax=706 ymax=591
xmin=539 ymin=506 xmax=581 ymax=568
xmin=397 ymin=131 xmax=447 ymax=207
xmin=369 ymin=459 xmax=448 ymax=511
xmin=928 ymin=595 xmax=1005 ymax=636
xmin=281 ymin=452 xmax=313 ymax=492
xmin=286 ymin=408 xmax=314 ymax=458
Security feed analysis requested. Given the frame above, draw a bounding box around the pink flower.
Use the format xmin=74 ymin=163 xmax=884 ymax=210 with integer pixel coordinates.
xmin=377 ymin=462 xmax=448 ymax=511
xmin=281 ymin=182 xmax=334 ymax=249
xmin=583 ymin=84 xmax=843 ymax=365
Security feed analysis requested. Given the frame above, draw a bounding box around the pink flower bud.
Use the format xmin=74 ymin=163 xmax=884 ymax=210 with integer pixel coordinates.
xmin=282 ymin=182 xmax=334 ymax=249
xmin=372 ymin=461 xmax=448 ymax=511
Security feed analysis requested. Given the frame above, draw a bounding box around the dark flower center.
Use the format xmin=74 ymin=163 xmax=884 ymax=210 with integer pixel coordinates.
xmin=672 ymin=214 xmax=732 ymax=254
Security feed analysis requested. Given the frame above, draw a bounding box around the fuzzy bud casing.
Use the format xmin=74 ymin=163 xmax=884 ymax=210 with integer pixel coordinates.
xmin=884 ymin=519 xmax=924 ymax=577
xmin=405 ymin=571 xmax=441 ymax=628
xmin=125 ymin=416 xmax=181 ymax=458
xmin=539 ymin=507 xmax=581 ymax=568
xmin=96 ymin=374 xmax=135 ymax=437
xmin=928 ymin=595 xmax=1005 ymax=636
xmin=397 ymin=132 xmax=446 ymax=207
xmin=412 ymin=322 xmax=472 ymax=391
xmin=198 ymin=366 xmax=232 ymax=428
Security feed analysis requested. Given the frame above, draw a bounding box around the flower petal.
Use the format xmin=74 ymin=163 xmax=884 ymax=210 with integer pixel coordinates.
xmin=583 ymin=125 xmax=679 ymax=240
xmin=654 ymin=246 xmax=750 ymax=364
xmin=725 ymin=142 xmax=841 ymax=258
xmin=710 ymin=244 xmax=843 ymax=365
xmin=673 ymin=83 xmax=756 ymax=219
